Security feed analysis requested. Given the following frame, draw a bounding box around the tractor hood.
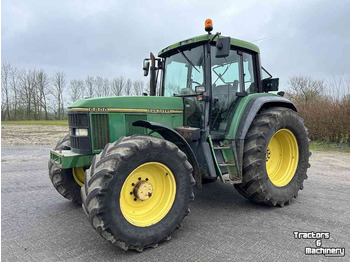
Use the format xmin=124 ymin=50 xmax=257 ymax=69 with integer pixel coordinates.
xmin=68 ymin=96 xmax=184 ymax=113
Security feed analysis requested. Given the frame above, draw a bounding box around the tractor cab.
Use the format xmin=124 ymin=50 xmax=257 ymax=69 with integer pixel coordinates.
xmin=143 ymin=19 xmax=277 ymax=138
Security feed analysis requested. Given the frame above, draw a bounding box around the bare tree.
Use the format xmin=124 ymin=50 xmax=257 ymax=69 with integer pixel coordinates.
xmin=10 ymin=66 xmax=20 ymax=120
xmin=36 ymin=70 xmax=49 ymax=120
xmin=286 ymin=76 xmax=325 ymax=104
xmin=95 ymin=76 xmax=104 ymax=97
xmin=111 ymin=76 xmax=125 ymax=96
xmin=52 ymin=72 xmax=66 ymax=120
xmin=125 ymin=78 xmax=132 ymax=96
xmin=69 ymin=79 xmax=85 ymax=103
xmin=85 ymin=76 xmax=95 ymax=97
xmin=327 ymin=74 xmax=350 ymax=100
xmin=102 ymin=78 xmax=110 ymax=97
xmin=133 ymin=80 xmax=144 ymax=96
xmin=1 ymin=62 xmax=12 ymax=120
xmin=18 ymin=69 xmax=37 ymax=120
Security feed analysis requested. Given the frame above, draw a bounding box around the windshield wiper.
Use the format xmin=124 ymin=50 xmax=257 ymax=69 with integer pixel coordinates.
xmin=213 ymin=63 xmax=232 ymax=84
xmin=178 ymin=49 xmax=200 ymax=73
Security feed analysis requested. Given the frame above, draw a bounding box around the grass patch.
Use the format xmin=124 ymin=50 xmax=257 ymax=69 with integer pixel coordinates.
xmin=1 ymin=120 xmax=68 ymax=126
xmin=310 ymin=141 xmax=350 ymax=153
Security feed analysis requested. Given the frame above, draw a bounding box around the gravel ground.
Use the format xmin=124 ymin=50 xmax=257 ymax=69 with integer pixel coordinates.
xmin=1 ymin=125 xmax=68 ymax=146
xmin=1 ymin=145 xmax=349 ymax=261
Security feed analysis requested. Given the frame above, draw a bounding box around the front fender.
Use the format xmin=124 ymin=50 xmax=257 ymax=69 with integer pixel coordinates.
xmin=132 ymin=120 xmax=201 ymax=186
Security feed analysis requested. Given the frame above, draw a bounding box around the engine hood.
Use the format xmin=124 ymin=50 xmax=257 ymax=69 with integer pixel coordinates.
xmin=68 ymin=96 xmax=184 ymax=113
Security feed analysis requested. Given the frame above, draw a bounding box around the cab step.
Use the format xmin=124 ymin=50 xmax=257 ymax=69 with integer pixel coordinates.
xmin=221 ymin=174 xmax=241 ymax=184
xmin=213 ymin=146 xmax=231 ymax=150
xmin=218 ymin=162 xmax=235 ymax=167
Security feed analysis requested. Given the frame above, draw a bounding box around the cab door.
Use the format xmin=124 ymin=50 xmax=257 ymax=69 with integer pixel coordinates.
xmin=210 ymin=48 xmax=242 ymax=135
xmin=209 ymin=48 xmax=258 ymax=136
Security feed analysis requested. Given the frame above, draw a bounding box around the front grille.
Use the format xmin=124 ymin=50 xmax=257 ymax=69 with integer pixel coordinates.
xmin=68 ymin=111 xmax=91 ymax=154
xmin=91 ymin=114 xmax=110 ymax=150
xmin=68 ymin=113 xmax=88 ymax=127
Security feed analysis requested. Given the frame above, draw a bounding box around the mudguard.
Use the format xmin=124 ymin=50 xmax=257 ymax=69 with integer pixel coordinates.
xmin=133 ymin=120 xmax=201 ymax=186
xmin=232 ymin=95 xmax=297 ymax=181
xmin=236 ymin=96 xmax=297 ymax=140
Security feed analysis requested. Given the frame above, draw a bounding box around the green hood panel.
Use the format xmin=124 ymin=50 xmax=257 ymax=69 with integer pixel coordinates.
xmin=69 ymin=96 xmax=183 ymax=111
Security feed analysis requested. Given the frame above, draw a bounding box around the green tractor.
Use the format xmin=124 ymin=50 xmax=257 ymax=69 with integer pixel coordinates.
xmin=49 ymin=20 xmax=310 ymax=251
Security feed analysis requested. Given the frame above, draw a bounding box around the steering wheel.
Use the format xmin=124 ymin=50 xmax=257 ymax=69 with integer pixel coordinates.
xmin=190 ymin=80 xmax=202 ymax=87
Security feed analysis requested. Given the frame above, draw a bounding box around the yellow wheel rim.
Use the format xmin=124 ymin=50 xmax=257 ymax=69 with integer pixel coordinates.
xmin=266 ymin=129 xmax=299 ymax=187
xmin=120 ymin=162 xmax=176 ymax=227
xmin=72 ymin=167 xmax=85 ymax=186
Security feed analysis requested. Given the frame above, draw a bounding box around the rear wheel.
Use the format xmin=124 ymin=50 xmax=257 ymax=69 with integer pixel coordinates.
xmin=235 ymin=107 xmax=310 ymax=206
xmin=81 ymin=135 xmax=195 ymax=251
xmin=48 ymin=134 xmax=83 ymax=204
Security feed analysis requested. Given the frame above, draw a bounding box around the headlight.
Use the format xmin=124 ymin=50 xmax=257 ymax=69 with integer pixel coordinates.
xmin=75 ymin=128 xmax=88 ymax=136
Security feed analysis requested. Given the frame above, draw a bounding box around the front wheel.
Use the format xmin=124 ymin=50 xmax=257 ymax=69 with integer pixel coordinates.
xmin=48 ymin=134 xmax=84 ymax=204
xmin=235 ymin=107 xmax=310 ymax=206
xmin=81 ymin=135 xmax=195 ymax=251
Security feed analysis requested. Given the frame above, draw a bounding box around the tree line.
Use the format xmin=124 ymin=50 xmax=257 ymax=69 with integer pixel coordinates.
xmin=2 ymin=62 xmax=349 ymax=144
xmin=286 ymin=75 xmax=350 ymax=144
xmin=1 ymin=62 xmax=148 ymax=120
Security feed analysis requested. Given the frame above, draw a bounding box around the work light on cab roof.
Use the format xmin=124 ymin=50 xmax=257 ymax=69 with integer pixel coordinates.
xmin=205 ymin=18 xmax=213 ymax=33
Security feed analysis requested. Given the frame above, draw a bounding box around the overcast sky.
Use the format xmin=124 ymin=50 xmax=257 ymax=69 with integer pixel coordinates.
xmin=2 ymin=0 xmax=350 ymax=89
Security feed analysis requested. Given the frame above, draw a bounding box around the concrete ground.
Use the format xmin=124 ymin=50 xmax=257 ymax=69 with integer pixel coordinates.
xmin=1 ymin=146 xmax=350 ymax=261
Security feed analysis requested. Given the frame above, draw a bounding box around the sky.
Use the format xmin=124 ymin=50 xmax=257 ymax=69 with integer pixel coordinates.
xmin=2 ymin=0 xmax=350 ymax=90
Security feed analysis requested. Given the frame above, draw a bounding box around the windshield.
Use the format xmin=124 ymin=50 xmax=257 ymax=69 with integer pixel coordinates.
xmin=163 ymin=46 xmax=204 ymax=96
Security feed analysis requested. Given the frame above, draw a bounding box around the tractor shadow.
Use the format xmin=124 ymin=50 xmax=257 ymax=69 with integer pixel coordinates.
xmin=193 ymin=181 xmax=279 ymax=212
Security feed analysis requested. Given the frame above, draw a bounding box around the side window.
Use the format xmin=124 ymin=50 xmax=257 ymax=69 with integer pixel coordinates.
xmin=163 ymin=61 xmax=187 ymax=96
xmin=243 ymin=53 xmax=257 ymax=93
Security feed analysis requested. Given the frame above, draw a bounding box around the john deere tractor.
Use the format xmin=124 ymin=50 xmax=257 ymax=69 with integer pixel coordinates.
xmin=49 ymin=19 xmax=310 ymax=251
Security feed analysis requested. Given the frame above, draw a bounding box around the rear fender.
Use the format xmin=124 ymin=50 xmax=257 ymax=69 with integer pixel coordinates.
xmin=232 ymin=96 xmax=297 ymax=180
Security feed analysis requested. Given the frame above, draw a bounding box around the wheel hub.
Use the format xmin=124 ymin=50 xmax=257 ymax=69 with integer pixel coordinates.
xmin=133 ymin=181 xmax=153 ymax=201
xmin=120 ymin=162 xmax=176 ymax=227
xmin=265 ymin=129 xmax=299 ymax=187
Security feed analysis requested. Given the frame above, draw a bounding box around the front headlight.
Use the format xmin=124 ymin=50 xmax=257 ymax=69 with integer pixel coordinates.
xmin=75 ymin=128 xmax=88 ymax=136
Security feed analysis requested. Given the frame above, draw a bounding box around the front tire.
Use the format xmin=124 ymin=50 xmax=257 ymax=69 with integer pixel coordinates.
xmin=48 ymin=134 xmax=83 ymax=204
xmin=81 ymin=135 xmax=195 ymax=251
xmin=235 ymin=107 xmax=310 ymax=206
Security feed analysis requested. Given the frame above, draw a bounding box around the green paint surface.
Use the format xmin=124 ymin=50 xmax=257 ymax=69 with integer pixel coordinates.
xmin=69 ymin=96 xmax=183 ymax=110
xmin=158 ymin=34 xmax=260 ymax=57
xmin=50 ymin=150 xmax=93 ymax=169
xmin=226 ymin=93 xmax=276 ymax=139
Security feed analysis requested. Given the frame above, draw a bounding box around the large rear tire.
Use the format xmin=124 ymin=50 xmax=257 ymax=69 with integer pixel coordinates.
xmin=235 ymin=107 xmax=310 ymax=206
xmin=81 ymin=135 xmax=195 ymax=251
xmin=48 ymin=134 xmax=83 ymax=204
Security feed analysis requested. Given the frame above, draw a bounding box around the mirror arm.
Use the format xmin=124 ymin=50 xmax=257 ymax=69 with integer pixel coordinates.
xmin=149 ymin=52 xmax=157 ymax=96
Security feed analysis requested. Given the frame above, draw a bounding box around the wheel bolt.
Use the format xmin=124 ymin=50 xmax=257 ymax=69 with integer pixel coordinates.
xmin=134 ymin=198 xmax=137 ymax=201
xmin=138 ymin=177 xmax=141 ymax=180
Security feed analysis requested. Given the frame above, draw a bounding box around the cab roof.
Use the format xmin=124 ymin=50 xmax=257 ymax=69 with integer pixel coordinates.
xmin=158 ymin=34 xmax=260 ymax=57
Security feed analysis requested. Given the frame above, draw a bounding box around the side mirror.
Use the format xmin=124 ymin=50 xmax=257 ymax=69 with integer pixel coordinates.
xmin=262 ymin=78 xmax=279 ymax=92
xmin=195 ymin=85 xmax=206 ymax=94
xmin=215 ymin=37 xmax=231 ymax=58
xmin=143 ymin=59 xmax=150 ymax=76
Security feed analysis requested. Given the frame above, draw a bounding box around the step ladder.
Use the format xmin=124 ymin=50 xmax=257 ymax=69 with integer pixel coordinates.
xmin=208 ymin=137 xmax=241 ymax=184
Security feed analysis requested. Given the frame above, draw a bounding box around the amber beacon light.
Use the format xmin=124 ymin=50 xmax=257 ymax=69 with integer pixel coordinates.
xmin=205 ymin=19 xmax=213 ymax=33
